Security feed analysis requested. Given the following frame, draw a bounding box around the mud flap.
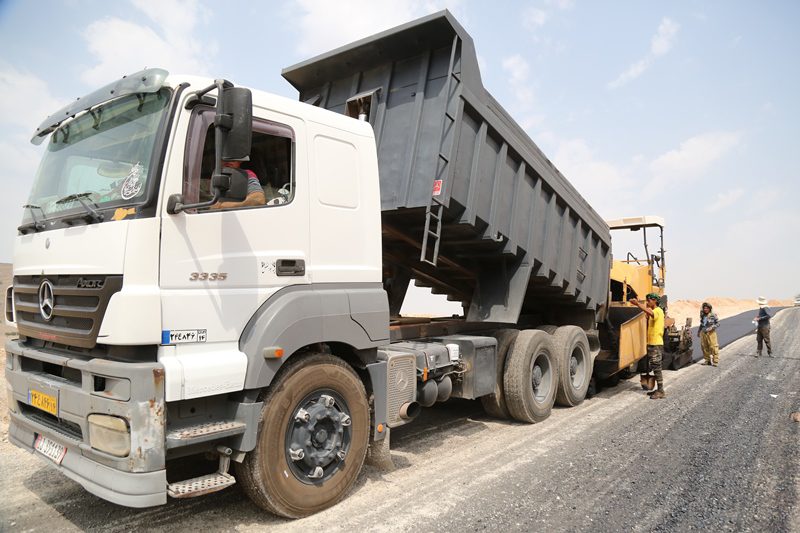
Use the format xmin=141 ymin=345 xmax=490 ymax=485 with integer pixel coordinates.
xmin=365 ymin=428 xmax=394 ymax=471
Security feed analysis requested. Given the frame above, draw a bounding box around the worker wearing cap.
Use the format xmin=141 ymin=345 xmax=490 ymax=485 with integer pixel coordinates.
xmin=630 ymin=293 xmax=666 ymax=399
xmin=698 ymin=302 xmax=720 ymax=366
xmin=754 ymin=296 xmax=773 ymax=357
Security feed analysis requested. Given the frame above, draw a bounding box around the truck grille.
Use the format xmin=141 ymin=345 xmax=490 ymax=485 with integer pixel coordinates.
xmin=13 ymin=275 xmax=122 ymax=350
xmin=19 ymin=403 xmax=84 ymax=441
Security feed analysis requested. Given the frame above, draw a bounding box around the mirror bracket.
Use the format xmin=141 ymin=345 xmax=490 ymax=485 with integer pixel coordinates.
xmin=214 ymin=114 xmax=233 ymax=130
xmin=184 ymin=94 xmax=216 ymax=110
xmin=167 ymin=167 xmax=248 ymax=215
xmin=167 ymin=191 xmax=222 ymax=214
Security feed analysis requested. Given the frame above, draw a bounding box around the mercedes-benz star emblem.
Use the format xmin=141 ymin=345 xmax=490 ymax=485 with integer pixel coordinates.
xmin=38 ymin=279 xmax=55 ymax=321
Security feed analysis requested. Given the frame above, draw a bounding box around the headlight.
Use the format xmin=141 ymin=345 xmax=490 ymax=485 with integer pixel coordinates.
xmin=88 ymin=414 xmax=130 ymax=457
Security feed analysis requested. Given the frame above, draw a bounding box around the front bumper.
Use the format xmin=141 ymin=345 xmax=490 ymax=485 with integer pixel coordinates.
xmin=8 ymin=414 xmax=166 ymax=507
xmin=5 ymin=339 xmax=167 ymax=507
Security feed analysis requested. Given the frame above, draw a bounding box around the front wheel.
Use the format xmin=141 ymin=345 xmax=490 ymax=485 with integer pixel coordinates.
xmin=237 ymin=353 xmax=370 ymax=518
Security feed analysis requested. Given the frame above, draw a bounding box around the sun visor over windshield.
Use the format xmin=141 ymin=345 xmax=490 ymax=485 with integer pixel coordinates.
xmin=31 ymin=68 xmax=169 ymax=145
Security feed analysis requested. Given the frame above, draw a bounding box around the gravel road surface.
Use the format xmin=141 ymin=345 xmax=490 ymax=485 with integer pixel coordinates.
xmin=2 ymin=309 xmax=798 ymax=532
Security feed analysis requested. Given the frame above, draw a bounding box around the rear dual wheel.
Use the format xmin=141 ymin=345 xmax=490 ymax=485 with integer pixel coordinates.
xmin=480 ymin=329 xmax=519 ymax=419
xmin=503 ymin=330 xmax=558 ymax=423
xmin=237 ymin=353 xmax=369 ymax=518
xmin=550 ymin=326 xmax=592 ymax=407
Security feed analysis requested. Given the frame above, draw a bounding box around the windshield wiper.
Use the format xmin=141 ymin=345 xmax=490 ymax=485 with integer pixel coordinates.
xmin=55 ymin=192 xmax=105 ymax=223
xmin=18 ymin=204 xmax=47 ymax=233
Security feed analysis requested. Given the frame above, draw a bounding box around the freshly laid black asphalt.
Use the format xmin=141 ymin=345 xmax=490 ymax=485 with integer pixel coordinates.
xmin=690 ymin=307 xmax=788 ymax=362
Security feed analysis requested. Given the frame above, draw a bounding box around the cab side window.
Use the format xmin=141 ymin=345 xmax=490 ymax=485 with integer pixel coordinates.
xmin=184 ymin=108 xmax=294 ymax=210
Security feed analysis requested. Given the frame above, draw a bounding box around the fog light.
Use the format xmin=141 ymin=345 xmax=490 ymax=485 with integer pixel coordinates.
xmin=88 ymin=414 xmax=130 ymax=457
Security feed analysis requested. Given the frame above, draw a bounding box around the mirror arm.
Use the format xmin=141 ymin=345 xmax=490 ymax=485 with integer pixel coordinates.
xmin=169 ymin=190 xmax=222 ymax=214
xmin=212 ymin=79 xmax=230 ymax=186
xmin=187 ymin=79 xmax=233 ymax=101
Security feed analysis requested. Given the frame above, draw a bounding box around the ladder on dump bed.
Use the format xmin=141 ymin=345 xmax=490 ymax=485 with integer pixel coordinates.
xmin=420 ymin=34 xmax=462 ymax=267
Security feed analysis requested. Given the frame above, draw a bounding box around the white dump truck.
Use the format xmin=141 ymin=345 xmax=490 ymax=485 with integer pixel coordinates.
xmin=5 ymin=12 xmax=650 ymax=517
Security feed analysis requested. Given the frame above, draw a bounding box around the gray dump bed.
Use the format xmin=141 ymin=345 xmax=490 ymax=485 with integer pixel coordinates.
xmin=283 ymin=10 xmax=611 ymax=324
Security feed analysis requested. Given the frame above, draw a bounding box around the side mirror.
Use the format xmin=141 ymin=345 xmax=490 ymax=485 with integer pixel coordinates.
xmin=221 ymin=87 xmax=252 ymax=161
xmin=212 ymin=167 xmax=249 ymax=201
xmin=166 ymin=167 xmax=249 ymax=215
xmin=167 ymin=194 xmax=184 ymax=214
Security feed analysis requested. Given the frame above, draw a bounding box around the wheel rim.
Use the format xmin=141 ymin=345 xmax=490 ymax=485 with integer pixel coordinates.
xmin=569 ymin=345 xmax=586 ymax=390
xmin=285 ymin=389 xmax=352 ymax=484
xmin=531 ymin=351 xmax=553 ymax=403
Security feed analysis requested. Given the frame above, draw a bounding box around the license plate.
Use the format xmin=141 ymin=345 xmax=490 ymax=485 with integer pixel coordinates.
xmin=29 ymin=389 xmax=58 ymax=416
xmin=34 ymin=434 xmax=67 ymax=465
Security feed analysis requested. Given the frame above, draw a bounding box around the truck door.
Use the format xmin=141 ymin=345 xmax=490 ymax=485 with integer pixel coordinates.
xmin=159 ymin=106 xmax=309 ymax=344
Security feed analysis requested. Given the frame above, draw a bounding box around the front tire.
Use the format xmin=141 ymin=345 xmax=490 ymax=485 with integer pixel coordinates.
xmin=237 ymin=353 xmax=370 ymax=518
xmin=503 ymin=330 xmax=558 ymax=423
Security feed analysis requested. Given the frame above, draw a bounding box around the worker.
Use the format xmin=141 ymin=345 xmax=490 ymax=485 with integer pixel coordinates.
xmin=698 ymin=302 xmax=720 ymax=366
xmin=754 ymin=296 xmax=773 ymax=357
xmin=210 ymin=160 xmax=266 ymax=209
xmin=630 ymin=293 xmax=666 ymax=399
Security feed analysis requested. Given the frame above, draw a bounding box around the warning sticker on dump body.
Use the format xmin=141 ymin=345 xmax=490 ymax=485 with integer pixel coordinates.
xmin=161 ymin=329 xmax=207 ymax=345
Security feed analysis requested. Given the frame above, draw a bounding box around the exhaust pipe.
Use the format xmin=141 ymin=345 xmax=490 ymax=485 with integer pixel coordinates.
xmin=399 ymin=401 xmax=421 ymax=420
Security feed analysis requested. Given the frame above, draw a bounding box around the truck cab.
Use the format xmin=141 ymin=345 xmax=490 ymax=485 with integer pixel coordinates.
xmin=6 ymin=69 xmax=389 ymax=509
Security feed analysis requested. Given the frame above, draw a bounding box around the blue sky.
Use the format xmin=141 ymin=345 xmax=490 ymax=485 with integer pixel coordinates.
xmin=0 ymin=0 xmax=798 ymax=302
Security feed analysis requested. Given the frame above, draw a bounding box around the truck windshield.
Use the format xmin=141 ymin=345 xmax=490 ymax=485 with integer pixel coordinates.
xmin=22 ymin=88 xmax=172 ymax=226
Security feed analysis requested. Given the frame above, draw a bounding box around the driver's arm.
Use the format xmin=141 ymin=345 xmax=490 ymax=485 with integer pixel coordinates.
xmin=212 ymin=189 xmax=267 ymax=209
xmin=210 ymin=170 xmax=266 ymax=210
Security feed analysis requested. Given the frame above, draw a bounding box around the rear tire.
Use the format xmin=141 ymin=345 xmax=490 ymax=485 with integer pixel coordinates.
xmin=236 ymin=353 xmax=369 ymax=518
xmin=480 ymin=329 xmax=519 ymax=419
xmin=503 ymin=330 xmax=558 ymax=423
xmin=552 ymin=326 xmax=592 ymax=407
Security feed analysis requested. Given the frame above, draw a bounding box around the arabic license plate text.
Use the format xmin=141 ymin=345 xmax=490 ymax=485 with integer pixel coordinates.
xmin=34 ymin=434 xmax=67 ymax=464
